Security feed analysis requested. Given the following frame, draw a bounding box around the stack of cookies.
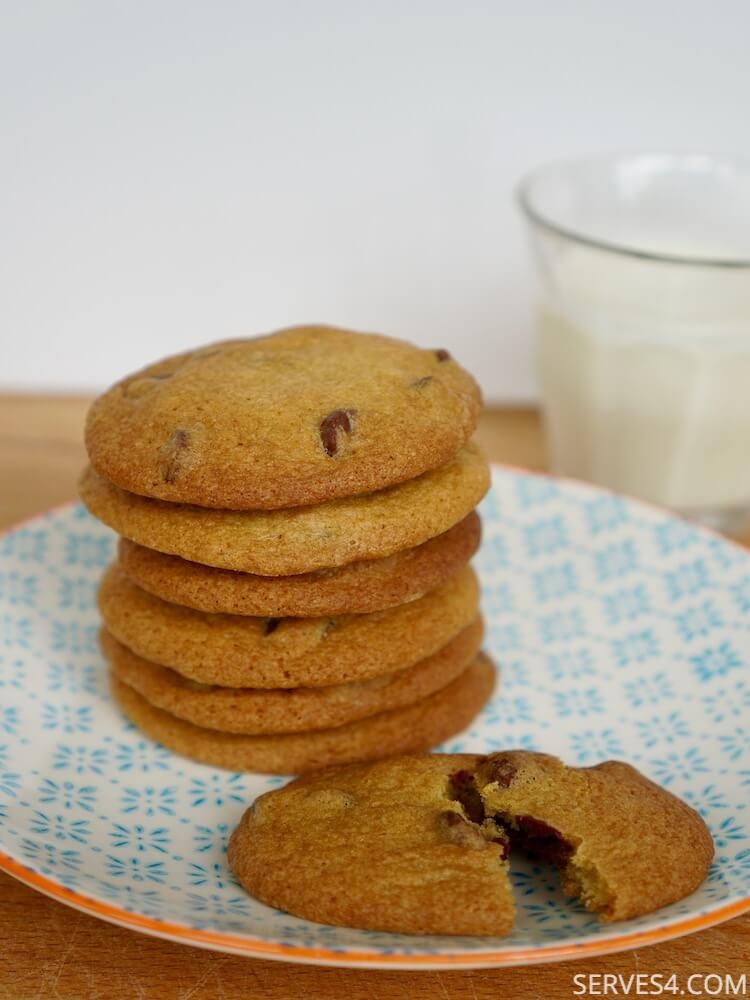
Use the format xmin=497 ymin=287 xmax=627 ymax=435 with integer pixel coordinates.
xmin=79 ymin=325 xmax=495 ymax=774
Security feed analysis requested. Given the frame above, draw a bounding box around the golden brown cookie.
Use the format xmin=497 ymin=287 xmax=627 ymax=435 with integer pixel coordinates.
xmin=116 ymin=511 xmax=481 ymax=617
xmin=472 ymin=750 xmax=714 ymax=922
xmin=85 ymin=326 xmax=482 ymax=509
xmin=228 ymin=753 xmax=513 ymax=935
xmin=79 ymin=442 xmax=489 ymax=576
xmin=98 ymin=563 xmax=480 ymax=688
xmin=101 ymin=617 xmax=484 ymax=734
xmin=227 ymin=749 xmax=713 ymax=936
xmin=110 ymin=655 xmax=496 ymax=775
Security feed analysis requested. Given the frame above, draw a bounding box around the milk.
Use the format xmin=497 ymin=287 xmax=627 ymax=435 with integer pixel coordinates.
xmin=537 ymin=247 xmax=750 ymax=521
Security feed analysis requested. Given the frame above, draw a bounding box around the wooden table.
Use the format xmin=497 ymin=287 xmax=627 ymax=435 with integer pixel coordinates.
xmin=0 ymin=396 xmax=748 ymax=999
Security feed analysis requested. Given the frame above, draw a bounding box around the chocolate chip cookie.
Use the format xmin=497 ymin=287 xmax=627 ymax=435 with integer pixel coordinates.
xmin=473 ymin=750 xmax=714 ymax=922
xmin=98 ymin=563 xmax=480 ymax=688
xmin=110 ymin=655 xmax=496 ymax=774
xmin=85 ymin=326 xmax=482 ymax=509
xmin=79 ymin=443 xmax=489 ymax=575
xmin=228 ymin=749 xmax=713 ymax=934
xmin=101 ymin=617 xmax=484 ymax=734
xmin=116 ymin=511 xmax=481 ymax=617
xmin=228 ymin=752 xmax=513 ymax=935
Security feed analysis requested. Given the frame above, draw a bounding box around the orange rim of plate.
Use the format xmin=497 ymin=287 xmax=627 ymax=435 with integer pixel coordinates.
xmin=1 ymin=849 xmax=749 ymax=966
xmin=2 ymin=488 xmax=749 ymax=966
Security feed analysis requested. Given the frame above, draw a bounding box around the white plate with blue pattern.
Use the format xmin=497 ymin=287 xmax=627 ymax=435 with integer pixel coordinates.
xmin=1 ymin=466 xmax=749 ymax=969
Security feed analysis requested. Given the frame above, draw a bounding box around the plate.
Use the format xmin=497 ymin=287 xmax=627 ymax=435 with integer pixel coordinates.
xmin=1 ymin=467 xmax=749 ymax=969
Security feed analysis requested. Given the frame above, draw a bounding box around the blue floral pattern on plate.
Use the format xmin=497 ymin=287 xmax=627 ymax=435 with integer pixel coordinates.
xmin=0 ymin=467 xmax=749 ymax=968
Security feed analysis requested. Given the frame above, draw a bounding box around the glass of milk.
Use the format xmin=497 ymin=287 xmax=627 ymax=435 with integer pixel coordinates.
xmin=518 ymin=152 xmax=750 ymax=535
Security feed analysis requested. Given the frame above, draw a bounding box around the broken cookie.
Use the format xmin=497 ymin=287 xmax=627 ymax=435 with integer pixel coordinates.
xmin=228 ymin=754 xmax=513 ymax=935
xmin=228 ymin=750 xmax=713 ymax=935
xmin=474 ymin=750 xmax=714 ymax=922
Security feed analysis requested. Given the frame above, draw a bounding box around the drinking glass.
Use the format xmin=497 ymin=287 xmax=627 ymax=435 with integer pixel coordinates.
xmin=518 ymin=152 xmax=750 ymax=535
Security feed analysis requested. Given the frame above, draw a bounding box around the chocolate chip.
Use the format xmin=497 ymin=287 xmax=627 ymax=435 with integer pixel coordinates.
xmin=320 ymin=408 xmax=356 ymax=457
xmin=487 ymin=755 xmax=517 ymax=787
xmin=510 ymin=815 xmax=573 ymax=867
xmin=437 ymin=811 xmax=487 ymax=849
xmin=264 ymin=618 xmax=280 ymax=636
xmin=412 ymin=376 xmax=433 ymax=389
xmin=448 ymin=769 xmax=485 ymax=825
xmin=161 ymin=428 xmax=190 ymax=483
xmin=515 ymin=815 xmax=562 ymax=839
xmin=434 ymin=349 xmax=451 ymax=362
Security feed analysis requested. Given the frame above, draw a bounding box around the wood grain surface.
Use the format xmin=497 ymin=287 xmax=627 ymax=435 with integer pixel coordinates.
xmin=0 ymin=395 xmax=748 ymax=999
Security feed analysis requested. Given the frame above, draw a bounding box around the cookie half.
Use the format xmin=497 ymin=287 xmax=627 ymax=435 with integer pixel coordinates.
xmin=228 ymin=753 xmax=513 ymax=935
xmin=110 ymin=654 xmax=496 ymax=775
xmin=79 ymin=442 xmax=489 ymax=576
xmin=98 ymin=563 xmax=480 ymax=688
xmin=85 ymin=326 xmax=482 ymax=509
xmin=473 ymin=750 xmax=714 ymax=922
xmin=101 ymin=617 xmax=484 ymax=734
xmin=117 ymin=511 xmax=481 ymax=617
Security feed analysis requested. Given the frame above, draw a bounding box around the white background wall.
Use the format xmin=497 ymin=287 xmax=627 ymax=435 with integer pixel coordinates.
xmin=1 ymin=0 xmax=749 ymax=401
